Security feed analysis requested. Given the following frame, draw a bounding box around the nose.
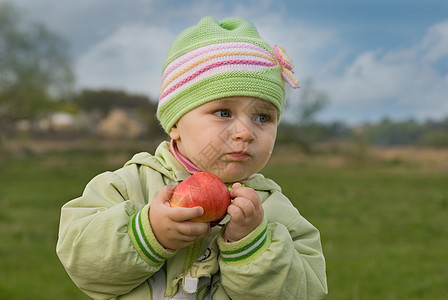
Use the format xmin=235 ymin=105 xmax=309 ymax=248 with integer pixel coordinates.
xmin=231 ymin=120 xmax=255 ymax=142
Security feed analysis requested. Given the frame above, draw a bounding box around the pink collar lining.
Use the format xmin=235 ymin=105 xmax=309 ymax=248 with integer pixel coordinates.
xmin=170 ymin=139 xmax=202 ymax=174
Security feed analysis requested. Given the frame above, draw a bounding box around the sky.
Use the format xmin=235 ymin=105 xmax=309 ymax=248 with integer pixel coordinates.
xmin=5 ymin=0 xmax=448 ymax=124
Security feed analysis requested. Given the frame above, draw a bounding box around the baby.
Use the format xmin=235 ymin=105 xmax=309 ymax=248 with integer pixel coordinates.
xmin=57 ymin=17 xmax=327 ymax=299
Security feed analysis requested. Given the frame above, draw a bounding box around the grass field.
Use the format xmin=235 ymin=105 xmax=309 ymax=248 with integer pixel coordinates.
xmin=0 ymin=141 xmax=447 ymax=299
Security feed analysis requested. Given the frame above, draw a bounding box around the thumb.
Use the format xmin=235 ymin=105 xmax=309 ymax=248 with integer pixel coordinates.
xmin=153 ymin=184 xmax=176 ymax=205
xmin=230 ymin=182 xmax=242 ymax=198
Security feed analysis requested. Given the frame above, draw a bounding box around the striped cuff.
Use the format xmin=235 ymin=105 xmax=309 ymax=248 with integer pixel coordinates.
xmin=218 ymin=219 xmax=271 ymax=266
xmin=128 ymin=204 xmax=176 ymax=266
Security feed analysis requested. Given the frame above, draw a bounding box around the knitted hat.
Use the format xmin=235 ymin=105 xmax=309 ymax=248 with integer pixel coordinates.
xmin=157 ymin=16 xmax=299 ymax=133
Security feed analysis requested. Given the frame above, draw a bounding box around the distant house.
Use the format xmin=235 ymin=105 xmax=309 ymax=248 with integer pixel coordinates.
xmin=49 ymin=112 xmax=75 ymax=131
xmin=96 ymin=108 xmax=147 ymax=139
xmin=17 ymin=112 xmax=76 ymax=132
xmin=15 ymin=107 xmax=148 ymax=139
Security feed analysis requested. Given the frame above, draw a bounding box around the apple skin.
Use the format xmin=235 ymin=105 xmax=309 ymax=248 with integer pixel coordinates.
xmin=170 ymin=172 xmax=231 ymax=224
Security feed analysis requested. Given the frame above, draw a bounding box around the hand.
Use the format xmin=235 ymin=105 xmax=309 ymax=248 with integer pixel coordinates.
xmin=149 ymin=185 xmax=211 ymax=250
xmin=223 ymin=183 xmax=264 ymax=242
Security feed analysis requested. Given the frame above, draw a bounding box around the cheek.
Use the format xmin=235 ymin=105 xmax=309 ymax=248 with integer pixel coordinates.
xmin=260 ymin=128 xmax=277 ymax=156
xmin=183 ymin=130 xmax=220 ymax=159
xmin=261 ymin=126 xmax=277 ymax=144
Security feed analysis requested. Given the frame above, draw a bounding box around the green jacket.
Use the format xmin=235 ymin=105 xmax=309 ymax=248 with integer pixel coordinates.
xmin=56 ymin=142 xmax=327 ymax=299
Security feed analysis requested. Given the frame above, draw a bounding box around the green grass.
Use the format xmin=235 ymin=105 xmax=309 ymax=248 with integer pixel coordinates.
xmin=0 ymin=149 xmax=129 ymax=300
xmin=263 ymin=156 xmax=448 ymax=299
xmin=1 ymin=146 xmax=447 ymax=299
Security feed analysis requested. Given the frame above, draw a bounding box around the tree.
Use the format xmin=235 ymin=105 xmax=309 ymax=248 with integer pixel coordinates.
xmin=277 ymin=80 xmax=329 ymax=151
xmin=74 ymin=89 xmax=155 ymax=115
xmin=0 ymin=2 xmax=74 ymax=137
xmin=294 ymin=81 xmax=329 ymax=127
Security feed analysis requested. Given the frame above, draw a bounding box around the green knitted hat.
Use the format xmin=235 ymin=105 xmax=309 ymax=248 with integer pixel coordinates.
xmin=157 ymin=16 xmax=299 ymax=133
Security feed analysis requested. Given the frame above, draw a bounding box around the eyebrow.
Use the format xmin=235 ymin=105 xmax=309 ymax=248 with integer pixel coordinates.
xmin=207 ymin=97 xmax=277 ymax=115
xmin=215 ymin=97 xmax=274 ymax=107
xmin=211 ymin=98 xmax=240 ymax=105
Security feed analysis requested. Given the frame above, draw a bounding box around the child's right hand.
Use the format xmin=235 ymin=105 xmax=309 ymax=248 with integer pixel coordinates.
xmin=149 ymin=185 xmax=211 ymax=250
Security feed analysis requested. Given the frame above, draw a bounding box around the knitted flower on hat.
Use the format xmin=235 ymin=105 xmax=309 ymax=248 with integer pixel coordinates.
xmin=157 ymin=16 xmax=299 ymax=133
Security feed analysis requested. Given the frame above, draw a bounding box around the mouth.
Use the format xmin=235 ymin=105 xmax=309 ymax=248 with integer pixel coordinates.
xmin=226 ymin=151 xmax=250 ymax=160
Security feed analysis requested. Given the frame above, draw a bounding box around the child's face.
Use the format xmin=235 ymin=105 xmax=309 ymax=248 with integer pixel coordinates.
xmin=170 ymin=96 xmax=278 ymax=182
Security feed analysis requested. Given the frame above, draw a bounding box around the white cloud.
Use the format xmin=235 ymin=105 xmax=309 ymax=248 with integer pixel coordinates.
xmin=76 ymin=24 xmax=174 ymax=99
xmin=418 ymin=20 xmax=448 ymax=63
xmin=317 ymin=19 xmax=448 ymax=122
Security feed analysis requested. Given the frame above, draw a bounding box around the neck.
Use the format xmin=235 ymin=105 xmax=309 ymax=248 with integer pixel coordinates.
xmin=170 ymin=139 xmax=202 ymax=174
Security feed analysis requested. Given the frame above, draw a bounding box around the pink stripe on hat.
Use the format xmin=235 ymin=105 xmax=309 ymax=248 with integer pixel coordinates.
xmin=159 ymin=59 xmax=276 ymax=102
xmin=159 ymin=42 xmax=279 ymax=104
xmin=161 ymin=52 xmax=274 ymax=95
xmin=158 ymin=63 xmax=269 ymax=106
xmin=162 ymin=42 xmax=273 ymax=82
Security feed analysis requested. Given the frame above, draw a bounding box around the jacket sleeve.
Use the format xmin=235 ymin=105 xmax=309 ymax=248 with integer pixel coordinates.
xmin=56 ymin=167 xmax=175 ymax=299
xmin=217 ymin=191 xmax=328 ymax=300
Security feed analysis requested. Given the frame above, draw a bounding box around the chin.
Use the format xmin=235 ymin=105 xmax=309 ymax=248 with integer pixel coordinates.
xmin=218 ymin=170 xmax=252 ymax=184
xmin=205 ymin=163 xmax=257 ymax=183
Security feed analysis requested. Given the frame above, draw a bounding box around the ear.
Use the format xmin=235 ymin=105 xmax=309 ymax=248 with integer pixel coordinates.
xmin=169 ymin=124 xmax=180 ymax=140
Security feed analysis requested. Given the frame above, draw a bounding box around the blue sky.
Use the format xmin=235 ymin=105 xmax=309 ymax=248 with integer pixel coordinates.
xmin=6 ymin=0 xmax=448 ymax=124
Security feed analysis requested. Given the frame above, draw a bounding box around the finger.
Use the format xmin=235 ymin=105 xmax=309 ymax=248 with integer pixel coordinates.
xmin=230 ymin=182 xmax=243 ymax=197
xmin=169 ymin=206 xmax=204 ymax=222
xmin=227 ymin=203 xmax=245 ymax=223
xmin=177 ymin=221 xmax=210 ymax=237
xmin=231 ymin=185 xmax=259 ymax=204
xmin=167 ymin=234 xmax=199 ymax=249
xmin=231 ymin=197 xmax=256 ymax=219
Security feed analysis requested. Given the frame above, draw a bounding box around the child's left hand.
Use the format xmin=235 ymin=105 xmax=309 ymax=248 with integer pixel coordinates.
xmin=223 ymin=183 xmax=264 ymax=242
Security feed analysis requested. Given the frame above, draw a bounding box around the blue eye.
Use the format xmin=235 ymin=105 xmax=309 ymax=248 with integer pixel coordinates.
xmin=255 ymin=114 xmax=269 ymax=123
xmin=215 ymin=110 xmax=231 ymax=118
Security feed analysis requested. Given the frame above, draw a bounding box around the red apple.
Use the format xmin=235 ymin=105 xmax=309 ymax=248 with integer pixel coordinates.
xmin=170 ymin=172 xmax=231 ymax=224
